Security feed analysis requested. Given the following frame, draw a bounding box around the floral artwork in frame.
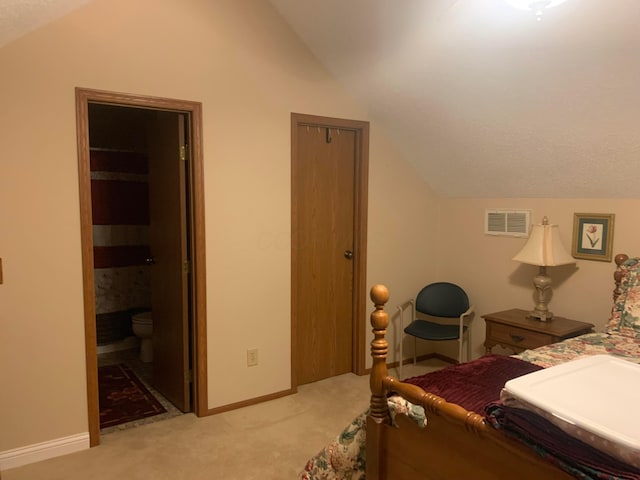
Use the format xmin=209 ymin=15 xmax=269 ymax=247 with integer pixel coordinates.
xmin=572 ymin=213 xmax=615 ymax=262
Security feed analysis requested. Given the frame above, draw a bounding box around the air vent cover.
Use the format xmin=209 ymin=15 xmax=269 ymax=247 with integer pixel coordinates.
xmin=485 ymin=209 xmax=530 ymax=237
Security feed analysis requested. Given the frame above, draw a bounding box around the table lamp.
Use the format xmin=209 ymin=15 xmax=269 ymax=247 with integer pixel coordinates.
xmin=512 ymin=216 xmax=575 ymax=321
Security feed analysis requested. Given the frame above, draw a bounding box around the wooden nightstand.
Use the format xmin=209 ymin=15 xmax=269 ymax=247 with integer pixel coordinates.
xmin=483 ymin=309 xmax=594 ymax=354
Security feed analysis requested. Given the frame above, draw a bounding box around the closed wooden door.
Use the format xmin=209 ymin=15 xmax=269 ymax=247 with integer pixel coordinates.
xmin=293 ymin=121 xmax=357 ymax=385
xmin=147 ymin=111 xmax=191 ymax=412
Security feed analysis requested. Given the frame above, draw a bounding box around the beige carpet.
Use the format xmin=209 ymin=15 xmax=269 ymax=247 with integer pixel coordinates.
xmin=3 ymin=360 xmax=447 ymax=480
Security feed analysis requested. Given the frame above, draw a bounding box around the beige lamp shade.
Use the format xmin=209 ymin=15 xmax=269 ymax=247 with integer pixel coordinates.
xmin=512 ymin=217 xmax=575 ymax=267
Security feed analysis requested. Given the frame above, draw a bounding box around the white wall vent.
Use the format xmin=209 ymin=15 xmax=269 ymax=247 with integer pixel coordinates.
xmin=485 ymin=209 xmax=530 ymax=237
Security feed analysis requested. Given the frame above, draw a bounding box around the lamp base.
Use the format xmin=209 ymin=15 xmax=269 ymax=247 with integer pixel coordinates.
xmin=529 ymin=266 xmax=553 ymax=322
xmin=528 ymin=309 xmax=553 ymax=322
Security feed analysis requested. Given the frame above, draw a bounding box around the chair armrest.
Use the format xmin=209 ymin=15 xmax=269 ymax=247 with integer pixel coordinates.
xmin=397 ymin=299 xmax=414 ymax=329
xmin=459 ymin=305 xmax=475 ymax=322
xmin=397 ymin=299 xmax=414 ymax=312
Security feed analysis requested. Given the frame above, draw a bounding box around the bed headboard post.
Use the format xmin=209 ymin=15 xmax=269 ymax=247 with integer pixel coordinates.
xmin=613 ymin=253 xmax=629 ymax=301
xmin=369 ymin=284 xmax=391 ymax=424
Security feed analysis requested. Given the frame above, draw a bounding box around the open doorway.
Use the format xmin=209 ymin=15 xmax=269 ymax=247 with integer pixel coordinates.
xmin=76 ymin=88 xmax=208 ymax=446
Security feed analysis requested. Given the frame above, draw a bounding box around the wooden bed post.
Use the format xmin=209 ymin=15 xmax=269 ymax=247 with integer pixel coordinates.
xmin=613 ymin=253 xmax=629 ymax=301
xmin=369 ymin=284 xmax=391 ymax=422
xmin=367 ymin=284 xmax=391 ymax=480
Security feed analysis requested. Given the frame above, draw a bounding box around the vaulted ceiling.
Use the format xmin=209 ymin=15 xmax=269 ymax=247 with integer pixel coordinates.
xmin=2 ymin=0 xmax=639 ymax=197
xmin=268 ymin=0 xmax=640 ymax=198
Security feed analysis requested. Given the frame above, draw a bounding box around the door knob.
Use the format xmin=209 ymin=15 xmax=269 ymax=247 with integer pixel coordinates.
xmin=145 ymin=257 xmax=156 ymax=265
xmin=344 ymin=250 xmax=354 ymax=260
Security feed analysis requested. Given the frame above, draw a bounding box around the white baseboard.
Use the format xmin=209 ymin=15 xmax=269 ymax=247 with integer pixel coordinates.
xmin=0 ymin=433 xmax=90 ymax=471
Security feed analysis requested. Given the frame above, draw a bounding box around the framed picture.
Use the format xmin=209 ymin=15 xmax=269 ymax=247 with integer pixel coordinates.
xmin=572 ymin=213 xmax=615 ymax=262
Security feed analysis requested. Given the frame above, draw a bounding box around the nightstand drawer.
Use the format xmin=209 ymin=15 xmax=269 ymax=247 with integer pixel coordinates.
xmin=483 ymin=309 xmax=594 ymax=355
xmin=488 ymin=323 xmax=552 ymax=350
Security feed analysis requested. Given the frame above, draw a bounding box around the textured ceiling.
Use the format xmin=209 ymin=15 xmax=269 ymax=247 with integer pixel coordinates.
xmin=0 ymin=0 xmax=92 ymax=47
xmin=268 ymin=0 xmax=640 ymax=198
xmin=2 ymin=0 xmax=639 ymax=197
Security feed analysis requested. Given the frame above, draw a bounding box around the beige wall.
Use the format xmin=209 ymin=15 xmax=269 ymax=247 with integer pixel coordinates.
xmin=437 ymin=198 xmax=640 ymax=358
xmin=0 ymin=0 xmax=437 ymax=452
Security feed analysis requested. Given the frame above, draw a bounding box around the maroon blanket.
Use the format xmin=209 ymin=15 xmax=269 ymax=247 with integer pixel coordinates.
xmin=401 ymin=354 xmax=542 ymax=414
xmin=486 ymin=403 xmax=640 ymax=480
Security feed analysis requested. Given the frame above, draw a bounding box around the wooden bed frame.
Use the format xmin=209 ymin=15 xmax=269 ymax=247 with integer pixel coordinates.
xmin=366 ymin=254 xmax=630 ymax=480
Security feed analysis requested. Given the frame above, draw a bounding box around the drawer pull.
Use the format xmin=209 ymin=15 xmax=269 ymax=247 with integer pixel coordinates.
xmin=511 ymin=334 xmax=525 ymax=343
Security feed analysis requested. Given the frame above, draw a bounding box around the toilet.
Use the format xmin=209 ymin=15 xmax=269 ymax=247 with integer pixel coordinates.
xmin=131 ymin=311 xmax=153 ymax=363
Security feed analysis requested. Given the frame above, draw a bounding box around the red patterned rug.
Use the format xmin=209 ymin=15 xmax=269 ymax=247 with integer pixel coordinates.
xmin=98 ymin=363 xmax=166 ymax=429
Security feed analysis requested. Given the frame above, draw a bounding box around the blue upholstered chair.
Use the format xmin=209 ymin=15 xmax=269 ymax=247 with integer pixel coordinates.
xmin=398 ymin=282 xmax=474 ymax=378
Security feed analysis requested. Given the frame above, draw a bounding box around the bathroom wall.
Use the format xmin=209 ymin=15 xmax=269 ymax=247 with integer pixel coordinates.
xmin=89 ymin=106 xmax=152 ymax=346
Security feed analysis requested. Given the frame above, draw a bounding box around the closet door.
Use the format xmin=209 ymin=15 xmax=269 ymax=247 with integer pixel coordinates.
xmin=293 ymin=121 xmax=357 ymax=385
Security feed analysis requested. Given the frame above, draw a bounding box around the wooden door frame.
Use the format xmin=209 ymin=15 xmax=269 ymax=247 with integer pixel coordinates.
xmin=290 ymin=112 xmax=370 ymax=387
xmin=75 ymin=87 xmax=208 ymax=446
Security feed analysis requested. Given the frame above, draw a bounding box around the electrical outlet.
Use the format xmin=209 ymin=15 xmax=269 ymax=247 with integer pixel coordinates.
xmin=247 ymin=348 xmax=258 ymax=367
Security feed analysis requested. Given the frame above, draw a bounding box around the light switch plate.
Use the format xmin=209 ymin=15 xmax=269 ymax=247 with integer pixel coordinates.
xmin=247 ymin=348 xmax=258 ymax=367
